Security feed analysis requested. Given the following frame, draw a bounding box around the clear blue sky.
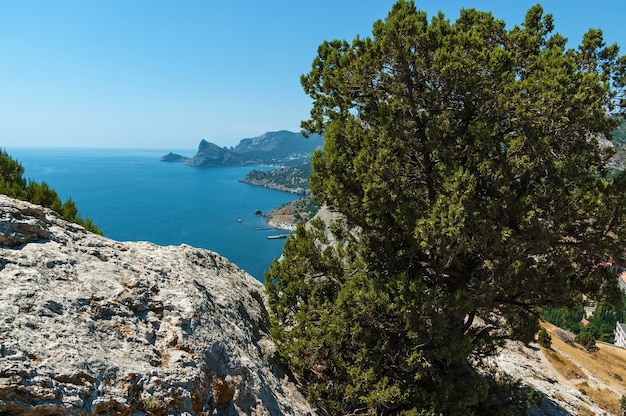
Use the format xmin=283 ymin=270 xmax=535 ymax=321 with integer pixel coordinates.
xmin=1 ymin=1 xmax=625 ymax=149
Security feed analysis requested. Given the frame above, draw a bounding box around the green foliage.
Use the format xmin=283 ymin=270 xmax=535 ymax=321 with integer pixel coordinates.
xmin=269 ymin=195 xmax=321 ymax=225
xmin=241 ymin=161 xmax=312 ymax=195
xmin=575 ymin=331 xmax=598 ymax=352
xmin=541 ymin=306 xmax=585 ymax=333
xmin=542 ymin=296 xmax=626 ymax=342
xmin=0 ymin=149 xmax=102 ymax=235
xmin=268 ymin=1 xmax=626 ymax=414
xmin=537 ymin=328 xmax=552 ymax=349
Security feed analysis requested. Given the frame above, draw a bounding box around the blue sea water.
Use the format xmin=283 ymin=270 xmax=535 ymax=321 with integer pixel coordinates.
xmin=5 ymin=147 xmax=299 ymax=281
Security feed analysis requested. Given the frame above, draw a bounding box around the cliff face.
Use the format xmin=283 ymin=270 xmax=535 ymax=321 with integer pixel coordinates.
xmin=0 ymin=195 xmax=315 ymax=415
xmin=184 ymin=140 xmax=245 ymax=167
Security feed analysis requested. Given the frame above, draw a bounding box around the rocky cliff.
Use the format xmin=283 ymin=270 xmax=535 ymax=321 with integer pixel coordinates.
xmin=184 ymin=140 xmax=245 ymax=167
xmin=162 ymin=131 xmax=324 ymax=168
xmin=230 ymin=131 xmax=322 ymax=165
xmin=160 ymin=152 xmax=190 ymax=163
xmin=0 ymin=195 xmax=315 ymax=415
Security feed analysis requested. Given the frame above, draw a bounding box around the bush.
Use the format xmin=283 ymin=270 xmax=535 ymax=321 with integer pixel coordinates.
xmin=0 ymin=149 xmax=102 ymax=234
xmin=575 ymin=331 xmax=598 ymax=352
xmin=537 ymin=328 xmax=552 ymax=348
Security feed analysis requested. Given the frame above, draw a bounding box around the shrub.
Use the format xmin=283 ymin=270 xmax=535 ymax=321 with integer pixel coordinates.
xmin=0 ymin=149 xmax=102 ymax=234
xmin=575 ymin=331 xmax=598 ymax=352
xmin=537 ymin=328 xmax=552 ymax=348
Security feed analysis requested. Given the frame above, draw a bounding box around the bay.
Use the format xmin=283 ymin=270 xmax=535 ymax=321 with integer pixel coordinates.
xmin=5 ymin=147 xmax=299 ymax=281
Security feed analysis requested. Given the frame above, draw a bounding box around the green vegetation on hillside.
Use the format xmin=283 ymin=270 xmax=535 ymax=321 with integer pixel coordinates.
xmin=543 ymin=299 xmax=626 ymax=343
xmin=266 ymin=1 xmax=626 ymax=414
xmin=0 ymin=149 xmax=102 ymax=235
xmin=266 ymin=195 xmax=321 ymax=226
xmin=240 ymin=161 xmax=312 ymax=195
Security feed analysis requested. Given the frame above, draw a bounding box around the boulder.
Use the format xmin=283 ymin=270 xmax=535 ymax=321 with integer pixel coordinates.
xmin=0 ymin=195 xmax=315 ymax=415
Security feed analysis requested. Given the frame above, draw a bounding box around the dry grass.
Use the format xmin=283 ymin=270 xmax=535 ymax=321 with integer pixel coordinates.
xmin=544 ymin=349 xmax=586 ymax=380
xmin=578 ymin=384 xmax=621 ymax=415
xmin=574 ymin=405 xmax=597 ymax=416
xmin=541 ymin=322 xmax=626 ymax=414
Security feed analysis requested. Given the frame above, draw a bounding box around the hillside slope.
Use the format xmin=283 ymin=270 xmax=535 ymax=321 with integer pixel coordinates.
xmin=491 ymin=322 xmax=626 ymax=415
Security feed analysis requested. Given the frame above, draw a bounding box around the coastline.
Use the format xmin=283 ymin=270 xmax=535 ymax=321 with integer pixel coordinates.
xmin=267 ymin=219 xmax=297 ymax=231
xmin=238 ymin=178 xmax=308 ymax=196
xmin=262 ymin=194 xmax=320 ymax=232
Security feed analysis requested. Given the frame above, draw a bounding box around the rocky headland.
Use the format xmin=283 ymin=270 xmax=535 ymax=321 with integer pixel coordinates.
xmin=160 ymin=131 xmax=323 ymax=168
xmin=183 ymin=140 xmax=246 ymax=167
xmin=0 ymin=195 xmax=315 ymax=415
xmin=160 ymin=152 xmax=189 ymax=163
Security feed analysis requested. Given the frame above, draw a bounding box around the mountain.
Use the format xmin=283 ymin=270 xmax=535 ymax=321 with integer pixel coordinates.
xmin=0 ymin=195 xmax=315 ymax=415
xmin=184 ymin=139 xmax=246 ymax=167
xmin=230 ymin=130 xmax=323 ymax=165
xmin=161 ymin=131 xmax=323 ymax=167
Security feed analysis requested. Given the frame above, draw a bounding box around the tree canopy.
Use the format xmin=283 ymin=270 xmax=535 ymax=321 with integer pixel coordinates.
xmin=266 ymin=1 xmax=626 ymax=414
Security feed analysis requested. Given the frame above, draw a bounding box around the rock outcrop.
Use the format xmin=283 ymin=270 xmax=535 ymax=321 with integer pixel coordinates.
xmin=0 ymin=195 xmax=315 ymax=415
xmin=184 ymin=140 xmax=245 ymax=167
xmin=160 ymin=152 xmax=189 ymax=163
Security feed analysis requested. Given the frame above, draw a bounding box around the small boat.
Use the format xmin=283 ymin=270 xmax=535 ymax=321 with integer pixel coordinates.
xmin=267 ymin=234 xmax=290 ymax=239
xmin=237 ymin=219 xmax=243 ymax=223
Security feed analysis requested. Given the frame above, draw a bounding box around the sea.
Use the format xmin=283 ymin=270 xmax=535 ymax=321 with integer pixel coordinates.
xmin=5 ymin=147 xmax=300 ymax=281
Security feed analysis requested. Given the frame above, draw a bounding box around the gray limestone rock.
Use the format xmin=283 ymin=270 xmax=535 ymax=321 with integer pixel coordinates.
xmin=0 ymin=195 xmax=315 ymax=415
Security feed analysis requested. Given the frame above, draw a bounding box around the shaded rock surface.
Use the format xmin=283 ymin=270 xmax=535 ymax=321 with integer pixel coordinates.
xmin=0 ymin=195 xmax=315 ymax=415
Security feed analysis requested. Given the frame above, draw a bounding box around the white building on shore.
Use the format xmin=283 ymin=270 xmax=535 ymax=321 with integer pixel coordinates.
xmin=614 ymin=322 xmax=626 ymax=349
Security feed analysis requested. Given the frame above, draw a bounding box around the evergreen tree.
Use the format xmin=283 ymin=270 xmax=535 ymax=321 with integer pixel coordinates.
xmin=266 ymin=1 xmax=626 ymax=414
xmin=575 ymin=331 xmax=598 ymax=352
xmin=537 ymin=328 xmax=552 ymax=349
xmin=0 ymin=149 xmax=102 ymax=235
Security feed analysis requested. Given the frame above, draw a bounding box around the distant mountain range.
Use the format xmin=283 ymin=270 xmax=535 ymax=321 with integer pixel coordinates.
xmin=161 ymin=130 xmax=323 ymax=167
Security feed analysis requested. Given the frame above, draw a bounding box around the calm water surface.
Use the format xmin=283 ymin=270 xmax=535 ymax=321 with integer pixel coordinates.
xmin=6 ymin=147 xmax=298 ymax=281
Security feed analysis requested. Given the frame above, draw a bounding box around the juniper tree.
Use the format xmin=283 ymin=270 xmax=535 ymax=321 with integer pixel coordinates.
xmin=266 ymin=2 xmax=626 ymax=414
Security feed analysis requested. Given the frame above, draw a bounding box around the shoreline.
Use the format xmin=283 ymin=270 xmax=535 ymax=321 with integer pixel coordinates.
xmin=267 ymin=219 xmax=297 ymax=232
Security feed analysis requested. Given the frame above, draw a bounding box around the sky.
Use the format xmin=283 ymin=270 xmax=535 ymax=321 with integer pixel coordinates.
xmin=1 ymin=1 xmax=625 ymax=149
